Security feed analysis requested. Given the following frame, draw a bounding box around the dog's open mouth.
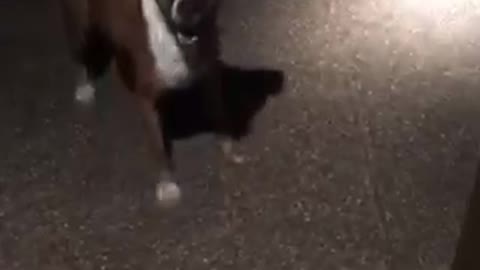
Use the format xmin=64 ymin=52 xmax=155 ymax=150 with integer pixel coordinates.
xmin=176 ymin=32 xmax=198 ymax=45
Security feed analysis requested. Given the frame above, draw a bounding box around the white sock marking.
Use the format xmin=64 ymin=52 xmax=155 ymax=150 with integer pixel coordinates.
xmin=156 ymin=180 xmax=181 ymax=208
xmin=74 ymin=69 xmax=95 ymax=104
xmin=75 ymin=82 xmax=96 ymax=104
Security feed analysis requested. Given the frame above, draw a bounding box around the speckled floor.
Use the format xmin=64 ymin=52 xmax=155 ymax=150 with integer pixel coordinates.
xmin=2 ymin=0 xmax=480 ymax=269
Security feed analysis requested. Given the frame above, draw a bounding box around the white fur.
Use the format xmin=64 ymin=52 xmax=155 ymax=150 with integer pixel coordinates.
xmin=141 ymin=0 xmax=191 ymax=88
xmin=156 ymin=180 xmax=181 ymax=207
xmin=75 ymin=69 xmax=95 ymax=104
xmin=75 ymin=83 xmax=95 ymax=104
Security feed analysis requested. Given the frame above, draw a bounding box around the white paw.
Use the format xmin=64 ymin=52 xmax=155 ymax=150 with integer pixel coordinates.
xmin=221 ymin=140 xmax=245 ymax=164
xmin=155 ymin=180 xmax=181 ymax=208
xmin=75 ymin=82 xmax=96 ymax=104
xmin=231 ymin=154 xmax=246 ymax=164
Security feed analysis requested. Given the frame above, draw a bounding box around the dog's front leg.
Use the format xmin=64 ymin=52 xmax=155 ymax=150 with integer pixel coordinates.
xmin=137 ymin=95 xmax=180 ymax=206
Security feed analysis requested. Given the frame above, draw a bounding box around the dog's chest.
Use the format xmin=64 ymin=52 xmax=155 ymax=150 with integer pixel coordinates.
xmin=141 ymin=0 xmax=191 ymax=88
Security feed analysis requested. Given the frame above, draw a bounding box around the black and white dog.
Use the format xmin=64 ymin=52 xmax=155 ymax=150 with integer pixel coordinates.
xmin=60 ymin=0 xmax=240 ymax=206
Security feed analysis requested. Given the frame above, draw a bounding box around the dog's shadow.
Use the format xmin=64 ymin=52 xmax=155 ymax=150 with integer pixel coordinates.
xmin=160 ymin=62 xmax=285 ymax=140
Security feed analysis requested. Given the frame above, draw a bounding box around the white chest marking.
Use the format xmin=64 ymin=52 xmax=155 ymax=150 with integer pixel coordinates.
xmin=141 ymin=0 xmax=190 ymax=88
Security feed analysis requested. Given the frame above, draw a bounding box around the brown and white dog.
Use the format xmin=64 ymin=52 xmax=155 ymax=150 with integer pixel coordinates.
xmin=59 ymin=0 xmax=239 ymax=205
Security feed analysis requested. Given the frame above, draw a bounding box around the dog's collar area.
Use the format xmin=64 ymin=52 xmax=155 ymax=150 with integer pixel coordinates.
xmin=156 ymin=0 xmax=204 ymax=45
xmin=170 ymin=17 xmax=202 ymax=45
xmin=176 ymin=32 xmax=198 ymax=45
xmin=172 ymin=21 xmax=202 ymax=45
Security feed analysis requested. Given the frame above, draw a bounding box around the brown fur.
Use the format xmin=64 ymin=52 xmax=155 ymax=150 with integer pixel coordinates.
xmin=60 ymin=0 xmax=159 ymax=96
xmin=59 ymin=0 xmax=234 ymax=191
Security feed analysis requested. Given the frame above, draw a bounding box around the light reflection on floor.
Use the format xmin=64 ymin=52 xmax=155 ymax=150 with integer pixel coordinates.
xmin=399 ymin=0 xmax=479 ymax=17
xmin=299 ymin=0 xmax=480 ymax=81
xmin=396 ymin=0 xmax=480 ymax=36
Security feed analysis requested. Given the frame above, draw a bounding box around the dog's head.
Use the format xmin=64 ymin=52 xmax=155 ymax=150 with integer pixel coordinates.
xmin=158 ymin=0 xmax=220 ymax=44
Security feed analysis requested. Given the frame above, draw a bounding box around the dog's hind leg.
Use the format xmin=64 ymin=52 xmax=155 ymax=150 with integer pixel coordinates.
xmin=73 ymin=27 xmax=113 ymax=105
xmin=59 ymin=0 xmax=113 ymax=105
